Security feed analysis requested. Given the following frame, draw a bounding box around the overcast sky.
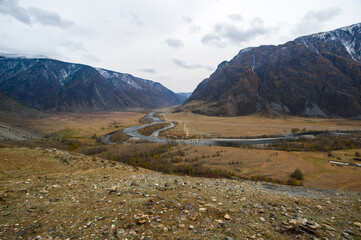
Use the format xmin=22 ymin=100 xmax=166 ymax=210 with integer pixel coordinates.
xmin=0 ymin=0 xmax=360 ymax=92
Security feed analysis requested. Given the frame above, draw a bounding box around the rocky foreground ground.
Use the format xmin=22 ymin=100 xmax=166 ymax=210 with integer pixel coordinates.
xmin=0 ymin=147 xmax=360 ymax=240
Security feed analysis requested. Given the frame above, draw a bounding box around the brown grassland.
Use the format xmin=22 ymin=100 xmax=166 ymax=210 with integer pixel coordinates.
xmin=163 ymin=111 xmax=361 ymax=138
xmin=89 ymin=143 xmax=361 ymax=191
xmin=25 ymin=111 xmax=144 ymax=143
xmin=14 ymin=110 xmax=361 ymax=192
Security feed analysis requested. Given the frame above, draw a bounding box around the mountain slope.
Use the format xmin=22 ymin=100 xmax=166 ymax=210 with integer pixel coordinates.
xmin=0 ymin=92 xmax=46 ymax=119
xmin=0 ymin=55 xmax=185 ymax=112
xmin=180 ymin=23 xmax=361 ymax=118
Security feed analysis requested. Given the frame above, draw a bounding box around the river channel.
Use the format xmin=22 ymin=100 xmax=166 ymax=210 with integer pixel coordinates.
xmin=104 ymin=112 xmax=314 ymax=146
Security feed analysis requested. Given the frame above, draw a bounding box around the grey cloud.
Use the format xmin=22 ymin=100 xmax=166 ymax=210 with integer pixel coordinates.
xmin=172 ymin=59 xmax=212 ymax=71
xmin=0 ymin=0 xmax=31 ymax=24
xmin=228 ymin=14 xmax=243 ymax=22
xmin=294 ymin=7 xmax=341 ymax=35
xmin=183 ymin=16 xmax=192 ymax=24
xmin=120 ymin=11 xmax=143 ymax=26
xmin=304 ymin=7 xmax=341 ymax=22
xmin=140 ymin=68 xmax=157 ymax=73
xmin=82 ymin=53 xmax=101 ymax=63
xmin=201 ymin=18 xmax=269 ymax=47
xmin=190 ymin=24 xmax=201 ymax=34
xmin=28 ymin=7 xmax=74 ymax=28
xmin=183 ymin=16 xmax=201 ymax=34
xmin=0 ymin=0 xmax=75 ymax=28
xmin=165 ymin=38 xmax=184 ymax=49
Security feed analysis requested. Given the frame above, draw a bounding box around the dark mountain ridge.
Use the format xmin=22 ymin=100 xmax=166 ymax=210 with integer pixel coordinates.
xmin=180 ymin=23 xmax=361 ymax=118
xmin=0 ymin=55 xmax=186 ymax=112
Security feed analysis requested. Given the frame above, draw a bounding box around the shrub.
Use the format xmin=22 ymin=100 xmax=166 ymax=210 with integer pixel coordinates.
xmin=85 ymin=146 xmax=106 ymax=155
xmin=290 ymin=168 xmax=303 ymax=180
xmin=356 ymin=151 xmax=360 ymax=157
xmin=138 ymin=123 xmax=170 ymax=136
xmin=291 ymin=128 xmax=300 ymax=134
xmin=109 ymin=131 xmax=129 ymax=143
xmin=70 ymin=142 xmax=79 ymax=151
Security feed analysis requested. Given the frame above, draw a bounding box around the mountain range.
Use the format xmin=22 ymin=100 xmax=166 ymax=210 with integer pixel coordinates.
xmin=180 ymin=23 xmax=361 ymax=118
xmin=0 ymin=55 xmax=186 ymax=112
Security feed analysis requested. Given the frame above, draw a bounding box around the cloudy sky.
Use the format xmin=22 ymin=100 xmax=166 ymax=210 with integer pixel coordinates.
xmin=0 ymin=0 xmax=360 ymax=92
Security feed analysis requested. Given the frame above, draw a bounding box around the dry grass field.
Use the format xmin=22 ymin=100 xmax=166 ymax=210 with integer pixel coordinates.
xmin=172 ymin=145 xmax=361 ymax=191
xmin=25 ymin=111 xmax=145 ymax=139
xmin=89 ymin=142 xmax=361 ymax=191
xmin=8 ymin=110 xmax=360 ymax=192
xmin=163 ymin=111 xmax=361 ymax=138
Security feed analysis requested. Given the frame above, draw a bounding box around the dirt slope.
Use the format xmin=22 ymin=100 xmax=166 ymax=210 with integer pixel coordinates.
xmin=0 ymin=147 xmax=360 ymax=239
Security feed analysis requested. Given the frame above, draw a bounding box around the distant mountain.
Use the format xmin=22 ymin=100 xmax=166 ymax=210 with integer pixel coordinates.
xmin=177 ymin=92 xmax=193 ymax=99
xmin=0 ymin=56 xmax=185 ymax=112
xmin=180 ymin=23 xmax=361 ymax=118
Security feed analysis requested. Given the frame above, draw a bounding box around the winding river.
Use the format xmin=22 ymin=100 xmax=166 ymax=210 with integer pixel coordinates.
xmin=105 ymin=112 xmax=311 ymax=146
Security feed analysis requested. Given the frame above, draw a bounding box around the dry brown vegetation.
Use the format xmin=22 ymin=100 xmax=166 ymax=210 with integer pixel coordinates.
xmin=270 ymin=133 xmax=361 ymax=152
xmin=82 ymin=142 xmax=361 ymax=191
xmin=26 ymin=111 xmax=144 ymax=139
xmin=109 ymin=131 xmax=129 ymax=143
xmin=138 ymin=123 xmax=170 ymax=136
xmin=163 ymin=111 xmax=361 ymax=138
xmin=6 ymin=110 xmax=360 ymax=191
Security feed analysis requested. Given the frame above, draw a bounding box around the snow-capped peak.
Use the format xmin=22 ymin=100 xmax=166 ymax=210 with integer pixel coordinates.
xmin=0 ymin=53 xmax=48 ymax=59
xmin=295 ymin=22 xmax=361 ymax=63
xmin=338 ymin=22 xmax=361 ymax=34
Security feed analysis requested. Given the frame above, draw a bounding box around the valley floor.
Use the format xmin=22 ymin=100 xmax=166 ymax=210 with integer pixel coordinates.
xmin=1 ymin=110 xmax=361 ymax=239
xmin=163 ymin=111 xmax=361 ymax=138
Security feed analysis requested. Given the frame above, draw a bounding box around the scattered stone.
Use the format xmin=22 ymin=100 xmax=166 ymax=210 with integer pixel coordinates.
xmin=217 ymin=220 xmax=224 ymax=224
xmin=189 ymin=225 xmax=194 ymax=230
xmin=85 ymin=221 xmax=92 ymax=228
xmin=199 ymin=208 xmax=207 ymax=212
xmin=306 ymin=221 xmax=320 ymax=230
xmin=269 ymin=213 xmax=276 ymax=220
xmin=205 ymin=203 xmax=217 ymax=209
xmin=137 ymin=219 xmax=147 ymax=224
xmin=354 ymin=222 xmax=361 ymax=228
xmin=323 ymin=223 xmax=335 ymax=231
xmin=3 ymin=212 xmax=10 ymax=216
xmin=342 ymin=232 xmax=352 ymax=240
xmin=224 ymin=214 xmax=231 ymax=220
xmin=260 ymin=217 xmax=265 ymax=222
xmin=106 ymin=185 xmax=118 ymax=194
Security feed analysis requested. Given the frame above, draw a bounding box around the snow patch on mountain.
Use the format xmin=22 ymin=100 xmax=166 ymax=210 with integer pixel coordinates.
xmin=0 ymin=53 xmax=48 ymax=59
xmin=96 ymin=68 xmax=142 ymax=90
xmin=296 ymin=22 xmax=361 ymax=63
xmin=231 ymin=47 xmax=254 ymax=62
xmin=57 ymin=64 xmax=80 ymax=87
